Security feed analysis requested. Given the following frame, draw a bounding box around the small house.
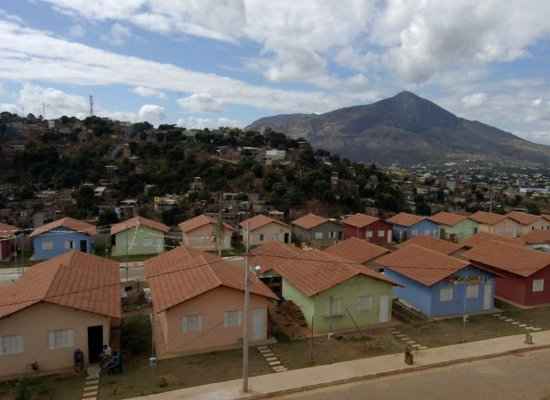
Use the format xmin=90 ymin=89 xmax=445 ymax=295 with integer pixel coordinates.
xmin=111 ymin=216 xmax=169 ymax=257
xmin=0 ymin=223 xmax=18 ymax=262
xmin=377 ymin=245 xmax=496 ymax=318
xmin=341 ymin=213 xmax=393 ymax=244
xmin=178 ymin=214 xmax=234 ymax=252
xmin=291 ymin=213 xmax=342 ymax=248
xmin=515 ymin=230 xmax=550 ymax=252
xmin=429 ymin=212 xmax=479 ymax=241
xmin=386 ymin=212 xmax=439 ymax=243
xmin=505 ymin=211 xmax=545 ymax=237
xmin=30 ymin=217 xmax=96 ymax=261
xmin=469 ymin=211 xmax=517 ymax=238
xmin=324 ymin=237 xmax=390 ymax=267
xmin=240 ymin=215 xmax=291 ymax=247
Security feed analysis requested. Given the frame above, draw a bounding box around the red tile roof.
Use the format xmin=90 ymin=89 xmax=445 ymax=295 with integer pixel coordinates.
xmin=386 ymin=212 xmax=425 ymax=227
xmin=375 ymin=244 xmax=471 ymax=286
xmin=541 ymin=214 xmax=550 ymax=222
xmin=291 ymin=213 xmax=330 ymax=230
xmin=469 ymin=211 xmax=508 ymax=226
xmin=461 ymin=232 xmax=520 ymax=249
xmin=463 ymin=240 xmax=550 ymax=277
xmin=515 ymin=230 xmax=550 ymax=245
xmin=250 ymin=242 xmax=398 ymax=297
xmin=324 ymin=237 xmax=389 ymax=264
xmin=111 ymin=216 xmax=169 ymax=236
xmin=240 ymin=215 xmax=289 ymax=232
xmin=0 ymin=223 xmax=19 ymax=239
xmin=30 ymin=217 xmax=97 ymax=238
xmin=401 ymin=235 xmax=463 ymax=255
xmin=429 ymin=212 xmax=468 ymax=227
xmin=145 ymin=246 xmax=277 ymax=314
xmin=0 ymin=251 xmax=121 ymax=320
xmin=178 ymin=214 xmax=234 ymax=234
xmin=341 ymin=213 xmax=380 ymax=228
xmin=505 ymin=211 xmax=542 ymax=226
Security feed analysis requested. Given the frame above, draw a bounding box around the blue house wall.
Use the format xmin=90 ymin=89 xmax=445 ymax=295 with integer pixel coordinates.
xmin=392 ymin=219 xmax=440 ymax=243
xmin=384 ymin=266 xmax=495 ymax=318
xmin=32 ymin=229 xmax=95 ymax=261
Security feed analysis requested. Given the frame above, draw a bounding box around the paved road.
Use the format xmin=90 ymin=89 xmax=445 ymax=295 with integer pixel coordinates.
xmin=272 ymin=348 xmax=550 ymax=400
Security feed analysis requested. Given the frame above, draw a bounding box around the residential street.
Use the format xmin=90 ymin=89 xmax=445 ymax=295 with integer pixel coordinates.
xmin=271 ymin=348 xmax=550 ymax=400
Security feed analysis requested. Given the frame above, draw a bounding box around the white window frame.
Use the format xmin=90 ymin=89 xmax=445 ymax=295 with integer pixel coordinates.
xmin=357 ymin=295 xmax=373 ymax=312
xmin=64 ymin=240 xmax=74 ymax=250
xmin=314 ymin=231 xmax=324 ymax=240
xmin=224 ymin=310 xmax=243 ymax=327
xmin=328 ymin=231 xmax=337 ymax=239
xmin=0 ymin=335 xmax=24 ymax=356
xmin=439 ymin=286 xmax=454 ymax=302
xmin=466 ymin=284 xmax=479 ymax=299
xmin=377 ymin=230 xmax=385 ymax=238
xmin=182 ymin=314 xmax=202 ymax=333
xmin=533 ymin=279 xmax=545 ymax=293
xmin=411 ymin=229 xmax=418 ymax=236
xmin=48 ymin=329 xmax=75 ymax=350
xmin=366 ymin=230 xmax=373 ymax=238
xmin=328 ymin=297 xmax=343 ymax=316
xmin=42 ymin=240 xmax=54 ymax=251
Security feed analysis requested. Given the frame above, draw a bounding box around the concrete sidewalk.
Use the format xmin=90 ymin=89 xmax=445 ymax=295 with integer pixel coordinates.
xmin=129 ymin=330 xmax=550 ymax=400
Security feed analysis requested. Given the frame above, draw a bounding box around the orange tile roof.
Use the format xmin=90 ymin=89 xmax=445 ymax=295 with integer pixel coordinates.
xmin=341 ymin=213 xmax=380 ymax=228
xmin=469 ymin=211 xmax=508 ymax=226
xmin=178 ymin=214 xmax=234 ymax=234
xmin=250 ymin=242 xmax=398 ymax=297
xmin=0 ymin=223 xmax=19 ymax=239
xmin=324 ymin=237 xmax=389 ymax=264
xmin=386 ymin=212 xmax=425 ymax=227
xmin=30 ymin=217 xmax=96 ymax=238
xmin=505 ymin=211 xmax=542 ymax=226
xmin=240 ymin=214 xmax=289 ymax=232
xmin=514 ymin=230 xmax=550 ymax=245
xmin=375 ymin=244 xmax=471 ymax=286
xmin=401 ymin=235 xmax=463 ymax=255
xmin=429 ymin=212 xmax=468 ymax=227
xmin=0 ymin=251 xmax=121 ymax=320
xmin=463 ymin=241 xmax=550 ymax=277
xmin=461 ymin=232 xmax=520 ymax=249
xmin=541 ymin=214 xmax=550 ymax=222
xmin=111 ymin=216 xmax=169 ymax=235
xmin=291 ymin=213 xmax=330 ymax=230
xmin=145 ymin=246 xmax=277 ymax=313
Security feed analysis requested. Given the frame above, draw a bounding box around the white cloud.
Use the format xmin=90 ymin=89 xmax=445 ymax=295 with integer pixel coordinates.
xmin=461 ymin=93 xmax=487 ymax=108
xmin=532 ymin=98 xmax=543 ymax=107
xmin=176 ymin=116 xmax=243 ymax=130
xmin=68 ymin=24 xmax=85 ymax=38
xmin=17 ymin=83 xmax=89 ymax=118
xmin=101 ymin=23 xmax=131 ymax=46
xmin=177 ymin=93 xmax=224 ymax=113
xmin=137 ymin=104 xmax=165 ymax=125
xmin=132 ymin=86 xmax=165 ymax=98
xmin=0 ymin=103 xmax=19 ymax=114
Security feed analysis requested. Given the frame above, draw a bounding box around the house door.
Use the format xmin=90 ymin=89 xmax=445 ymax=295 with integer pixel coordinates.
xmin=379 ymin=295 xmax=390 ymax=323
xmin=80 ymin=240 xmax=88 ymax=252
xmin=251 ymin=308 xmax=267 ymax=341
xmin=87 ymin=325 xmax=104 ymax=364
xmin=284 ymin=233 xmax=290 ymax=243
xmin=483 ymin=282 xmax=493 ymax=310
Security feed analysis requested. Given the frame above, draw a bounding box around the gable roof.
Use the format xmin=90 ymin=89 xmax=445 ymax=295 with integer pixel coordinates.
xmin=469 ymin=211 xmax=508 ymax=226
xmin=401 ymin=235 xmax=463 ymax=255
xmin=386 ymin=212 xmax=426 ymax=227
xmin=250 ymin=241 xmax=398 ymax=297
xmin=463 ymin=240 xmax=550 ymax=277
xmin=505 ymin=211 xmax=542 ymax=226
xmin=375 ymin=244 xmax=472 ymax=286
xmin=429 ymin=212 xmax=469 ymax=227
xmin=0 ymin=251 xmax=120 ymax=320
xmin=240 ymin=214 xmax=289 ymax=232
xmin=111 ymin=216 xmax=169 ymax=236
xmin=30 ymin=217 xmax=97 ymax=238
xmin=0 ymin=223 xmax=19 ymax=239
xmin=515 ymin=230 xmax=550 ymax=245
xmin=324 ymin=237 xmax=389 ymax=264
xmin=341 ymin=213 xmax=380 ymax=228
xmin=291 ymin=213 xmax=331 ymax=230
xmin=178 ymin=214 xmax=234 ymax=234
xmin=145 ymin=246 xmax=277 ymax=314
xmin=461 ymin=232 xmax=520 ymax=249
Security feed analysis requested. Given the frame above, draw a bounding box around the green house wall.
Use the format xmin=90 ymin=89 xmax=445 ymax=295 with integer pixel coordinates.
xmin=283 ymin=275 xmax=394 ymax=334
xmin=111 ymin=226 xmax=165 ymax=256
xmin=440 ymin=219 xmax=479 ymax=242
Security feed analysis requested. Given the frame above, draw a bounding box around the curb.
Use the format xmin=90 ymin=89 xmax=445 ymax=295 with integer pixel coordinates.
xmin=241 ymin=343 xmax=550 ymax=400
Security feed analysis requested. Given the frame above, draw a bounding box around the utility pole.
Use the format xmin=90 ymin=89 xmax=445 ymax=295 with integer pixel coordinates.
xmin=242 ymin=222 xmax=250 ymax=393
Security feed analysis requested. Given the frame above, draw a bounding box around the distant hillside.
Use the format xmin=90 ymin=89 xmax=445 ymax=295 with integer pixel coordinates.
xmin=247 ymin=91 xmax=550 ymax=165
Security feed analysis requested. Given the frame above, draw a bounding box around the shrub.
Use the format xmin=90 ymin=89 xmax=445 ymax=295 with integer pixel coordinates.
xmin=122 ymin=315 xmax=152 ymax=355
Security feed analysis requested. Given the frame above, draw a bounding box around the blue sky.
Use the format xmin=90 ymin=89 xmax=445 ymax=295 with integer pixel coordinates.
xmin=1 ymin=1 xmax=550 ymax=143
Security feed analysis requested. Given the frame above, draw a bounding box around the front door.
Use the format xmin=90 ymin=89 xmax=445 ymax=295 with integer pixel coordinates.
xmin=483 ymin=282 xmax=493 ymax=310
xmin=80 ymin=240 xmax=88 ymax=252
xmin=379 ymin=295 xmax=390 ymax=323
xmin=87 ymin=325 xmax=104 ymax=364
xmin=284 ymin=233 xmax=290 ymax=244
xmin=251 ymin=308 xmax=267 ymax=341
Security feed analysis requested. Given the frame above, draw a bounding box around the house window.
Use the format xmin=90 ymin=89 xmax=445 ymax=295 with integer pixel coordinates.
xmin=42 ymin=240 xmax=54 ymax=251
xmin=143 ymin=238 xmax=154 ymax=247
xmin=366 ymin=231 xmax=373 ymax=238
xmin=328 ymin=231 xmax=337 ymax=239
xmin=224 ymin=310 xmax=242 ymax=327
xmin=357 ymin=295 xmax=373 ymax=312
xmin=314 ymin=232 xmax=323 ymax=240
xmin=377 ymin=230 xmax=385 ymax=238
xmin=48 ymin=329 xmax=74 ymax=350
xmin=258 ymin=234 xmax=264 ymax=242
xmin=533 ymin=279 xmax=545 ymax=293
xmin=64 ymin=240 xmax=74 ymax=250
xmin=466 ymin=284 xmax=479 ymax=299
xmin=0 ymin=336 xmax=24 ymax=356
xmin=328 ymin=297 xmax=343 ymax=316
xmin=412 ymin=229 xmax=418 ymax=236
xmin=439 ymin=286 xmax=454 ymax=302
xmin=182 ymin=314 xmax=202 ymax=333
